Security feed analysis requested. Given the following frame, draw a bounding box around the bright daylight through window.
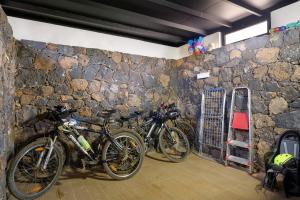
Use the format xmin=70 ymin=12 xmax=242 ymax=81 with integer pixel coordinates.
xmin=225 ymin=21 xmax=268 ymax=44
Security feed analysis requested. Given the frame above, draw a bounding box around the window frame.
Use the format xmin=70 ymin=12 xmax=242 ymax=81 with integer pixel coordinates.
xmin=220 ymin=15 xmax=271 ymax=46
xmin=224 ymin=20 xmax=268 ymax=45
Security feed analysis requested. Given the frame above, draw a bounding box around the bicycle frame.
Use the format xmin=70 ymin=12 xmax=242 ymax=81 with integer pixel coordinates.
xmin=141 ymin=118 xmax=175 ymax=151
xmin=40 ymin=118 xmax=125 ymax=170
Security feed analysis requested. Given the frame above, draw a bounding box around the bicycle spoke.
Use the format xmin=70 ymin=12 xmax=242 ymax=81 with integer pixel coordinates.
xmin=106 ymin=135 xmax=142 ymax=176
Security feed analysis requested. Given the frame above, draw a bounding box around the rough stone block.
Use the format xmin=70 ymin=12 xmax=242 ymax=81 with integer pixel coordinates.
xmin=112 ymin=52 xmax=122 ymax=63
xmin=253 ymin=113 xmax=275 ymax=129
xmin=58 ymin=56 xmax=78 ymax=69
xmin=269 ymin=97 xmax=288 ymax=115
xmin=213 ymin=48 xmax=229 ymax=66
xmin=70 ymin=79 xmax=88 ymax=91
xmin=280 ymin=43 xmax=300 ymax=64
xmin=275 ymin=110 xmax=300 ymax=129
xmin=290 ymin=99 xmax=300 ymax=108
xmin=256 ymin=48 xmax=279 ymax=64
xmin=229 ymin=49 xmax=241 ymax=60
xmin=159 ymin=74 xmax=170 ymax=88
xmin=264 ymin=82 xmax=280 ymax=92
xmin=128 ymin=94 xmax=141 ymax=107
xmin=268 ymin=32 xmax=284 ymax=47
xmin=33 ymin=55 xmax=55 ymax=71
xmin=268 ymin=62 xmax=291 ymax=81
xmin=20 ymin=94 xmax=35 ymax=105
xmin=245 ymin=35 xmax=268 ymax=49
xmin=291 ymin=66 xmax=300 ymax=82
xmin=283 ymin=29 xmax=300 ymax=45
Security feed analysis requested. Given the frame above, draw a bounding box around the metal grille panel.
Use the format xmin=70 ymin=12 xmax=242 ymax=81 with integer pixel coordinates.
xmin=198 ymin=88 xmax=226 ymax=161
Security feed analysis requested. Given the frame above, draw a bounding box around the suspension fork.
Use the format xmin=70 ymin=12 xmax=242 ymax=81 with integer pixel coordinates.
xmin=36 ymin=136 xmax=57 ymax=170
xmin=161 ymin=124 xmax=176 ymax=145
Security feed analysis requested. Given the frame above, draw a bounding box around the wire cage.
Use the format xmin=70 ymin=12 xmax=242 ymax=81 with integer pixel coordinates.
xmin=197 ymin=88 xmax=226 ymax=162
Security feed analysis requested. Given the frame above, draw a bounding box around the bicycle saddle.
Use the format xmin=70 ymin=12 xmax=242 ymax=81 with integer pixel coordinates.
xmin=120 ymin=111 xmax=143 ymax=121
xmin=75 ymin=116 xmax=104 ymax=125
xmin=98 ymin=109 xmax=117 ymax=118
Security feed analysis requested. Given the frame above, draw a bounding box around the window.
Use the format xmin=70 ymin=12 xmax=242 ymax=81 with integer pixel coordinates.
xmin=225 ymin=21 xmax=268 ymax=45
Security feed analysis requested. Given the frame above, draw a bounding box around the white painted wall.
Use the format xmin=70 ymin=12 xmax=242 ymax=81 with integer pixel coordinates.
xmin=8 ymin=16 xmax=179 ymax=59
xmin=203 ymin=32 xmax=222 ymax=50
xmin=176 ymin=44 xmax=190 ymax=59
xmin=8 ymin=2 xmax=300 ymax=60
xmin=271 ymin=1 xmax=300 ymax=28
xmin=8 ymin=16 xmax=221 ymax=59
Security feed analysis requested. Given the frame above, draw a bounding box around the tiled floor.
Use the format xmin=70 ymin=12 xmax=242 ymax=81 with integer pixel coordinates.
xmin=9 ymin=153 xmax=298 ymax=200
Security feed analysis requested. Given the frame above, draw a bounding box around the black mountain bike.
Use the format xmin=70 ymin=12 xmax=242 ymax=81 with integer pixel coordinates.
xmin=120 ymin=106 xmax=190 ymax=162
xmin=8 ymin=106 xmax=144 ymax=200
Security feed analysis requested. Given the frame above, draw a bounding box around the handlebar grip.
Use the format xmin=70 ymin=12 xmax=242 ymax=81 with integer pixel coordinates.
xmin=68 ymin=109 xmax=77 ymax=113
xmin=59 ymin=109 xmax=77 ymax=118
xmin=167 ymin=103 xmax=175 ymax=108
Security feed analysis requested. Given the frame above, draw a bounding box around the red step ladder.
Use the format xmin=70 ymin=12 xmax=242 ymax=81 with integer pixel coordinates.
xmin=225 ymin=87 xmax=253 ymax=173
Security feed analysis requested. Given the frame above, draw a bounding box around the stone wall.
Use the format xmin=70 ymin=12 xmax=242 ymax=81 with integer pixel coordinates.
xmin=173 ymin=29 xmax=300 ymax=167
xmin=14 ymin=22 xmax=300 ymax=169
xmin=0 ymin=7 xmax=16 ymax=199
xmin=15 ymin=40 xmax=178 ymax=142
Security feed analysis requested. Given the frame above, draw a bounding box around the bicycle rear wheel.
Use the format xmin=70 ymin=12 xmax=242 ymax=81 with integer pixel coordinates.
xmin=102 ymin=130 xmax=144 ymax=180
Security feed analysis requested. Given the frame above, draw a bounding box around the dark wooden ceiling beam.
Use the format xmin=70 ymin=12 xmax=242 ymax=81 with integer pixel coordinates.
xmin=2 ymin=0 xmax=185 ymax=45
xmin=147 ymin=0 xmax=231 ymax=28
xmin=15 ymin=0 xmax=207 ymax=35
xmin=225 ymin=0 xmax=262 ymax=16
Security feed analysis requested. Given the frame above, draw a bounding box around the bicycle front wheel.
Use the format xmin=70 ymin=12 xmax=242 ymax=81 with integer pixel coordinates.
xmin=174 ymin=120 xmax=196 ymax=150
xmin=159 ymin=127 xmax=190 ymax=162
xmin=8 ymin=138 xmax=64 ymax=200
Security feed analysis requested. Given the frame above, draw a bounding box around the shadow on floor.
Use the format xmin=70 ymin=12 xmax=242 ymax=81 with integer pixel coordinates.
xmin=145 ymin=152 xmax=173 ymax=163
xmin=58 ymin=151 xmax=174 ymax=182
xmin=57 ymin=166 xmax=115 ymax=182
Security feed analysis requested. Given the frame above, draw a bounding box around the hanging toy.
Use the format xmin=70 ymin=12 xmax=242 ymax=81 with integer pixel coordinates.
xmin=193 ymin=36 xmax=206 ymax=55
xmin=270 ymin=25 xmax=286 ymax=33
xmin=269 ymin=19 xmax=300 ymax=34
xmin=188 ymin=39 xmax=194 ymax=54
xmin=279 ymin=26 xmax=286 ymax=31
xmin=194 ymin=47 xmax=201 ymax=55
xmin=193 ymin=38 xmax=200 ymax=55
xmin=187 ymin=36 xmax=206 ymax=55
xmin=198 ymin=36 xmax=206 ymax=54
